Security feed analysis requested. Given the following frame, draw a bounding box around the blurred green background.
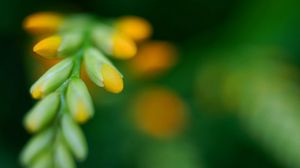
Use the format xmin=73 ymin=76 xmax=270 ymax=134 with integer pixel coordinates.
xmin=1 ymin=0 xmax=300 ymax=168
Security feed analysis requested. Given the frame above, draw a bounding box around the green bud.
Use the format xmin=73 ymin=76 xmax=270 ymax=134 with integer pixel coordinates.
xmin=24 ymin=93 xmax=60 ymax=133
xmin=54 ymin=139 xmax=76 ymax=168
xmin=61 ymin=114 xmax=88 ymax=161
xmin=84 ymin=47 xmax=120 ymax=87
xmin=58 ymin=32 xmax=83 ymax=56
xmin=91 ymin=24 xmax=112 ymax=54
xmin=67 ymin=78 xmax=94 ymax=124
xmin=20 ymin=128 xmax=54 ymax=166
xmin=30 ymin=58 xmax=73 ymax=99
xmin=30 ymin=150 xmax=53 ymax=168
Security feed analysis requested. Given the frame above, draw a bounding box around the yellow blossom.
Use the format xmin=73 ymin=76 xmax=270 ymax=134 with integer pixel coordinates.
xmin=74 ymin=103 xmax=90 ymax=123
xmin=101 ymin=63 xmax=124 ymax=93
xmin=116 ymin=16 xmax=152 ymax=41
xmin=66 ymin=78 xmax=94 ymax=124
xmin=23 ymin=12 xmax=63 ymax=35
xmin=112 ymin=33 xmax=137 ymax=59
xmin=33 ymin=35 xmax=62 ymax=58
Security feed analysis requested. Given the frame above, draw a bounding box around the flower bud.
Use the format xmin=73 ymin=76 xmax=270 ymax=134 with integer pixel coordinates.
xmin=84 ymin=48 xmax=124 ymax=93
xmin=67 ymin=78 xmax=94 ymax=124
xmin=116 ymin=16 xmax=152 ymax=41
xmin=24 ymin=93 xmax=60 ymax=133
xmin=92 ymin=26 xmax=137 ymax=60
xmin=33 ymin=35 xmax=62 ymax=58
xmin=23 ymin=12 xmax=63 ymax=35
xmin=61 ymin=114 xmax=88 ymax=161
xmin=20 ymin=128 xmax=54 ymax=166
xmin=30 ymin=58 xmax=73 ymax=99
xmin=58 ymin=32 xmax=83 ymax=56
xmin=84 ymin=48 xmax=106 ymax=87
xmin=30 ymin=150 xmax=53 ymax=168
xmin=111 ymin=32 xmax=137 ymax=59
xmin=101 ymin=63 xmax=124 ymax=93
xmin=55 ymin=139 xmax=76 ymax=168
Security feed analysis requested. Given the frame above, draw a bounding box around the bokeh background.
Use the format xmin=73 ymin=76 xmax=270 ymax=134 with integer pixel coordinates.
xmin=1 ymin=0 xmax=300 ymax=167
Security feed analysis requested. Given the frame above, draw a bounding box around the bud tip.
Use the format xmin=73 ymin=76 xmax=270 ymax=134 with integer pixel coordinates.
xmin=101 ymin=64 xmax=123 ymax=93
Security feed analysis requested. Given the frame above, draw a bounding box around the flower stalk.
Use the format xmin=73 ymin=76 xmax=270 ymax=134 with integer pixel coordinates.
xmin=21 ymin=12 xmax=152 ymax=168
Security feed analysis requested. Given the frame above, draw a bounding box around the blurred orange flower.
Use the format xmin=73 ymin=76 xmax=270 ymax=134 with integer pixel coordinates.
xmin=128 ymin=41 xmax=178 ymax=78
xmin=131 ymin=87 xmax=187 ymax=139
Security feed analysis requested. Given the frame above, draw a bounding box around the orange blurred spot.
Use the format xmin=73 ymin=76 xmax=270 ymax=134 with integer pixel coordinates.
xmin=23 ymin=12 xmax=63 ymax=35
xmin=116 ymin=16 xmax=152 ymax=42
xmin=132 ymin=87 xmax=187 ymax=139
xmin=129 ymin=41 xmax=177 ymax=78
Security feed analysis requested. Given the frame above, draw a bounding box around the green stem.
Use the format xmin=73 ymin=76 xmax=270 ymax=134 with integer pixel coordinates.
xmin=46 ymin=18 xmax=93 ymax=167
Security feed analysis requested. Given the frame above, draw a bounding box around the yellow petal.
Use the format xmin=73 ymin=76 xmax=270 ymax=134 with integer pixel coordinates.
xmin=112 ymin=33 xmax=137 ymax=59
xmin=26 ymin=120 xmax=37 ymax=133
xmin=100 ymin=64 xmax=123 ymax=93
xmin=33 ymin=35 xmax=62 ymax=58
xmin=116 ymin=16 xmax=152 ymax=41
xmin=23 ymin=12 xmax=63 ymax=35
xmin=75 ymin=102 xmax=89 ymax=124
xmin=31 ymin=84 xmax=43 ymax=99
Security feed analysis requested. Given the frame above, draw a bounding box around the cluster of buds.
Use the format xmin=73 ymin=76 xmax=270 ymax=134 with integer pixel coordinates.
xmin=21 ymin=12 xmax=152 ymax=168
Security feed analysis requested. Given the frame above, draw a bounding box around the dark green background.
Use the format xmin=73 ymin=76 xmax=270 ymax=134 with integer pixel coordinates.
xmin=1 ymin=0 xmax=300 ymax=168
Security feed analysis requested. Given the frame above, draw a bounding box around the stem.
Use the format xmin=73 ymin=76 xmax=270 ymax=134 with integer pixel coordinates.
xmin=46 ymin=17 xmax=93 ymax=166
xmin=50 ymin=49 xmax=84 ymax=166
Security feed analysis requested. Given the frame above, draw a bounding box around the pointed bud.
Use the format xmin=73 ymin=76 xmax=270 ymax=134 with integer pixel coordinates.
xmin=30 ymin=150 xmax=53 ymax=168
xmin=67 ymin=78 xmax=94 ymax=124
xmin=24 ymin=93 xmax=60 ymax=133
xmin=30 ymin=58 xmax=73 ymax=99
xmin=61 ymin=115 xmax=88 ymax=161
xmin=20 ymin=128 xmax=54 ymax=166
xmin=92 ymin=26 xmax=136 ymax=59
xmin=116 ymin=16 xmax=152 ymax=41
xmin=112 ymin=32 xmax=137 ymax=59
xmin=58 ymin=32 xmax=83 ymax=56
xmin=84 ymin=48 xmax=124 ymax=93
xmin=33 ymin=35 xmax=62 ymax=58
xmin=23 ymin=12 xmax=63 ymax=35
xmin=54 ymin=139 xmax=76 ymax=168
xmin=101 ymin=63 xmax=124 ymax=93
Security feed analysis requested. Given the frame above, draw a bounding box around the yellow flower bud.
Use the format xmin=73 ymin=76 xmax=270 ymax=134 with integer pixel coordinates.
xmin=30 ymin=58 xmax=73 ymax=99
xmin=101 ymin=63 xmax=124 ymax=93
xmin=33 ymin=35 xmax=62 ymax=58
xmin=84 ymin=47 xmax=124 ymax=93
xmin=112 ymin=33 xmax=137 ymax=59
xmin=24 ymin=93 xmax=60 ymax=133
xmin=23 ymin=12 xmax=63 ymax=35
xmin=58 ymin=32 xmax=83 ymax=55
xmin=116 ymin=16 xmax=152 ymax=41
xmin=66 ymin=78 xmax=94 ymax=124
